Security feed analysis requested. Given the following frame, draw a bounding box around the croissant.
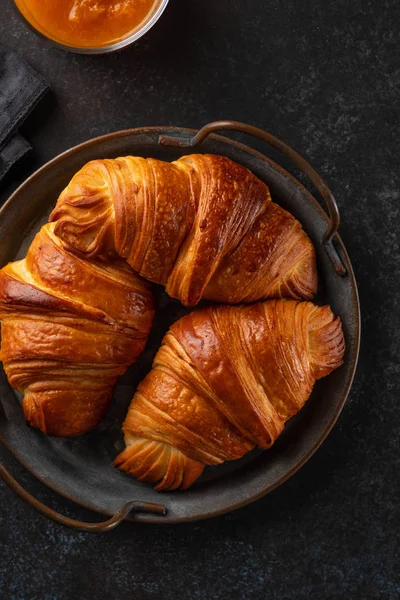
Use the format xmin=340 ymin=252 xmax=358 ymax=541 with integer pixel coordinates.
xmin=0 ymin=223 xmax=154 ymax=437
xmin=115 ymin=299 xmax=345 ymax=491
xmin=49 ymin=154 xmax=317 ymax=306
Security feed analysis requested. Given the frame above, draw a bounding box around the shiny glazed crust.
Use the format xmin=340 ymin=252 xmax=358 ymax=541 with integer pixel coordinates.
xmin=0 ymin=223 xmax=155 ymax=436
xmin=50 ymin=154 xmax=317 ymax=306
xmin=115 ymin=300 xmax=345 ymax=491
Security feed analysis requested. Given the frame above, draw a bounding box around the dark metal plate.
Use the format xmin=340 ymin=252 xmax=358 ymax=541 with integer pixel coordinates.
xmin=0 ymin=126 xmax=360 ymax=523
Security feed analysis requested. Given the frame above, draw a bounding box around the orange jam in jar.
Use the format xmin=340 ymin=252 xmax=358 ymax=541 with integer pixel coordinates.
xmin=14 ymin=0 xmax=161 ymax=49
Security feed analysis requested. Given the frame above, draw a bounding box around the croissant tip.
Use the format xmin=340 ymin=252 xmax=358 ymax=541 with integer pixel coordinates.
xmin=113 ymin=451 xmax=126 ymax=469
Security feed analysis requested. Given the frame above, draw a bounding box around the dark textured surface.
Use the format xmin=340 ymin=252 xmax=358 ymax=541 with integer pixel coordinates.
xmin=0 ymin=0 xmax=399 ymax=598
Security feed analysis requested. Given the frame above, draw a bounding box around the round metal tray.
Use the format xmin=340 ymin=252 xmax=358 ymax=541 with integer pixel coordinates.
xmin=0 ymin=121 xmax=360 ymax=530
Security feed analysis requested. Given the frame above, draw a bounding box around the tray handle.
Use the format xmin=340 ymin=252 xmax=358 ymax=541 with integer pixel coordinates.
xmin=159 ymin=120 xmax=346 ymax=276
xmin=0 ymin=462 xmax=166 ymax=532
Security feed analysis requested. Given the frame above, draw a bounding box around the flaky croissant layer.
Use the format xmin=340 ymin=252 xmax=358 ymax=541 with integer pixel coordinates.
xmin=50 ymin=154 xmax=317 ymax=306
xmin=0 ymin=223 xmax=155 ymax=436
xmin=115 ymin=300 xmax=345 ymax=491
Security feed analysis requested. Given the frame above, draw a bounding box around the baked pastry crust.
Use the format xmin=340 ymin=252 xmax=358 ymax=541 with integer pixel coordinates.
xmin=0 ymin=223 xmax=154 ymax=436
xmin=51 ymin=154 xmax=317 ymax=306
xmin=116 ymin=300 xmax=345 ymax=491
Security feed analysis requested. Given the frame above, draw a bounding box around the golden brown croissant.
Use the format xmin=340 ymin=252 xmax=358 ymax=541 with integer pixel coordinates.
xmin=50 ymin=154 xmax=317 ymax=306
xmin=0 ymin=223 xmax=154 ymax=437
xmin=115 ymin=299 xmax=345 ymax=491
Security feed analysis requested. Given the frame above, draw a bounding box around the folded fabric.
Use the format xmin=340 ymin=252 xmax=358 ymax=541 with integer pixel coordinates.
xmin=0 ymin=133 xmax=32 ymax=181
xmin=0 ymin=45 xmax=49 ymax=183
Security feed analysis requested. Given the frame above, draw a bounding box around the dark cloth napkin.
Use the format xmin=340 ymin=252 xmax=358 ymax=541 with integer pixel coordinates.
xmin=0 ymin=45 xmax=49 ymax=182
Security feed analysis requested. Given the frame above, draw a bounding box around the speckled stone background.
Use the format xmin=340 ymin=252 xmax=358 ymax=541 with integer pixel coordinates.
xmin=0 ymin=1 xmax=399 ymax=598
